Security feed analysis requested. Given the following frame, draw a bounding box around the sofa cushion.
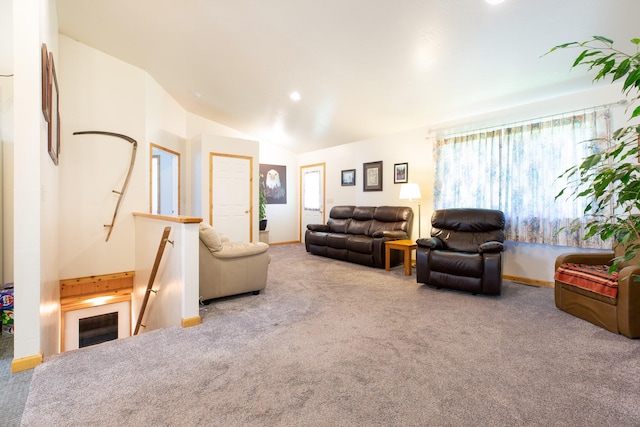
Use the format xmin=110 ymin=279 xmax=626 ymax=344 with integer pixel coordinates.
xmin=374 ymin=206 xmax=412 ymax=222
xmin=328 ymin=218 xmax=350 ymax=233
xmin=352 ymin=206 xmax=376 ymax=220
xmin=431 ymin=228 xmax=494 ymax=253
xmin=199 ymin=222 xmax=222 ymax=253
xmin=369 ymin=219 xmax=407 ymax=237
xmin=555 ymin=263 xmax=619 ymax=298
xmin=347 ymin=219 xmax=372 ymax=236
xmin=306 ymin=231 xmax=328 ymax=246
xmin=430 ymin=251 xmax=483 ymax=278
xmin=330 ymin=205 xmax=356 ymax=219
xmin=327 ymin=233 xmax=349 ymax=249
xmin=346 ymin=235 xmax=374 ymax=254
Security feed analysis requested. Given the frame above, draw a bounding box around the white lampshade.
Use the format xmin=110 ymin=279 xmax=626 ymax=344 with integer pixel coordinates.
xmin=399 ymin=183 xmax=422 ymax=201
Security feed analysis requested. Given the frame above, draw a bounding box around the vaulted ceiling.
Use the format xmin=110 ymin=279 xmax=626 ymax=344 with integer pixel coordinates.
xmin=56 ymin=0 xmax=640 ymax=153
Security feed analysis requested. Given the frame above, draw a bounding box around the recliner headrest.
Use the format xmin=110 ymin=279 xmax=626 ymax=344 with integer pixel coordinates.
xmin=431 ymin=208 xmax=505 ymax=232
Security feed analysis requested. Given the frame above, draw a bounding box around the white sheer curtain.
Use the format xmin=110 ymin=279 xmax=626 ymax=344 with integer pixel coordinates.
xmin=434 ymin=109 xmax=611 ymax=248
xmin=303 ymin=170 xmax=321 ymax=211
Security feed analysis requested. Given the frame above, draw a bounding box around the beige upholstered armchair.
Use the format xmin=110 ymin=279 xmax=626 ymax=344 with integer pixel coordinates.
xmin=199 ymin=222 xmax=270 ymax=302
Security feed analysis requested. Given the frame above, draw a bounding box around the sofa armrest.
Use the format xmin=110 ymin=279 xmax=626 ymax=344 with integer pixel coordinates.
xmin=617 ymin=264 xmax=640 ymax=338
xmin=307 ymin=224 xmax=329 ymax=232
xmin=373 ymin=230 xmax=408 ymax=239
xmin=554 ymin=251 xmax=614 ymax=271
xmin=417 ymin=237 xmax=442 ymax=249
xmin=211 ymin=242 xmax=269 ymax=259
xmin=479 ymin=241 xmax=504 ymax=253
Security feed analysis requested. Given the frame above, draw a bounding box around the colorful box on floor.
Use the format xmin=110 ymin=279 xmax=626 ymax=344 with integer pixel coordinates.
xmin=0 ymin=287 xmax=13 ymax=310
xmin=2 ymin=309 xmax=14 ymax=325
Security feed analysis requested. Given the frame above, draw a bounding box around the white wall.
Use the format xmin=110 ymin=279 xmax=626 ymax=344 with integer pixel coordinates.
xmin=186 ymin=113 xmax=301 ymax=244
xmin=299 ymin=127 xmax=433 ymax=242
xmin=299 ymin=83 xmax=626 ymax=284
xmin=259 ymin=141 xmax=299 ymax=243
xmin=11 ymin=0 xmax=60 ymax=361
xmin=38 ymin=0 xmax=61 ymax=357
xmin=0 ymin=0 xmax=13 ymax=286
xmin=58 ymin=35 xmax=146 ymax=280
xmin=145 ymin=75 xmax=187 ymax=215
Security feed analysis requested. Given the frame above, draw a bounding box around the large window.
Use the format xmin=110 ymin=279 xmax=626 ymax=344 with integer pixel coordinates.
xmin=434 ymin=109 xmax=611 ymax=248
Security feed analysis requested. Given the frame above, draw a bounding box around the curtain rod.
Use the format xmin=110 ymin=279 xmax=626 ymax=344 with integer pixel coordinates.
xmin=428 ymin=99 xmax=627 ymax=140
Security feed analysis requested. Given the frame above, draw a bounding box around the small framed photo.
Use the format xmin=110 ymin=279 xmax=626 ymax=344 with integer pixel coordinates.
xmin=363 ymin=161 xmax=383 ymax=192
xmin=341 ymin=169 xmax=356 ymax=186
xmin=394 ymin=162 xmax=408 ymax=184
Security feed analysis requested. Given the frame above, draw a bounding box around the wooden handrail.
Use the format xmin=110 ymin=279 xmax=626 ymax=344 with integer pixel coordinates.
xmin=134 ymin=226 xmax=172 ymax=335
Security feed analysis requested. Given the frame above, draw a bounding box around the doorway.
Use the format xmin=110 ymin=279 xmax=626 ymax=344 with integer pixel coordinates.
xmin=210 ymin=153 xmax=252 ymax=242
xmin=149 ymin=143 xmax=180 ymax=216
xmin=300 ymin=163 xmax=325 ymax=242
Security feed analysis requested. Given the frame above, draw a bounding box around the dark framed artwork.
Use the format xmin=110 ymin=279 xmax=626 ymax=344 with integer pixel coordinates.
xmin=394 ymin=162 xmax=408 ymax=184
xmin=48 ymin=52 xmax=60 ymax=165
xmin=341 ymin=169 xmax=356 ymax=186
xmin=363 ymin=161 xmax=383 ymax=192
xmin=41 ymin=44 xmax=49 ymax=122
xmin=259 ymin=163 xmax=287 ymax=204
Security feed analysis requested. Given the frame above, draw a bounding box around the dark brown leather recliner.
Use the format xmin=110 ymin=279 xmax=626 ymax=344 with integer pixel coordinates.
xmin=416 ymin=208 xmax=506 ymax=295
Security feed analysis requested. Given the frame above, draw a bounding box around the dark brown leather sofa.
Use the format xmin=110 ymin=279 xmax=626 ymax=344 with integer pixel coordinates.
xmin=554 ymin=252 xmax=640 ymax=338
xmin=416 ymin=208 xmax=505 ymax=295
xmin=305 ymin=205 xmax=413 ymax=268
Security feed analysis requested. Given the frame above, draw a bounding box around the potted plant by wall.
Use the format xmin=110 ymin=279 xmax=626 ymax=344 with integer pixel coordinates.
xmin=549 ymin=36 xmax=640 ymax=268
xmin=259 ymin=174 xmax=268 ymax=231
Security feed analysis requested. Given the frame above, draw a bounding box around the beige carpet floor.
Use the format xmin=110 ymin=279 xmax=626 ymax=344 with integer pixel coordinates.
xmin=20 ymin=243 xmax=640 ymax=426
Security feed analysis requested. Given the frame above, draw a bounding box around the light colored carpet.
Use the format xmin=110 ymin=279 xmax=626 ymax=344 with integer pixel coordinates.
xmin=1 ymin=331 xmax=33 ymax=427
xmin=21 ymin=243 xmax=640 ymax=426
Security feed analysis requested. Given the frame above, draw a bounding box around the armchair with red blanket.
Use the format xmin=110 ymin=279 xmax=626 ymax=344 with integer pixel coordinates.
xmin=554 ymin=252 xmax=640 ymax=339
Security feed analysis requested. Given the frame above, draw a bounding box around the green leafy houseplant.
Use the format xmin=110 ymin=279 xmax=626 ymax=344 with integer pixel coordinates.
xmin=259 ymin=174 xmax=267 ymax=228
xmin=549 ymin=36 xmax=640 ymax=268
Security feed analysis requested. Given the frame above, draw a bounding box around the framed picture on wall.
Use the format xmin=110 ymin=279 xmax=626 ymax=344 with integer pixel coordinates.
xmin=341 ymin=169 xmax=356 ymax=186
xmin=48 ymin=52 xmax=60 ymax=166
xmin=41 ymin=44 xmax=50 ymax=122
xmin=394 ymin=162 xmax=408 ymax=184
xmin=259 ymin=163 xmax=287 ymax=204
xmin=363 ymin=161 xmax=383 ymax=192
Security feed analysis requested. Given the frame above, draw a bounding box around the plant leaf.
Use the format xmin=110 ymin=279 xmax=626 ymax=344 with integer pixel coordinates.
xmin=593 ymin=35 xmax=614 ymax=45
xmin=613 ymin=58 xmax=631 ymax=81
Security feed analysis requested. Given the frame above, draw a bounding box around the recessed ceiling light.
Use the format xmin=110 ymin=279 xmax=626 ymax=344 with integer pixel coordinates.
xmin=290 ymin=91 xmax=301 ymax=101
xmin=191 ymin=91 xmax=202 ymax=98
xmin=485 ymin=0 xmax=505 ymax=4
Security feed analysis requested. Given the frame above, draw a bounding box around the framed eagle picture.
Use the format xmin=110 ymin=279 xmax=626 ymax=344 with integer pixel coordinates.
xmin=259 ymin=164 xmax=287 ymax=204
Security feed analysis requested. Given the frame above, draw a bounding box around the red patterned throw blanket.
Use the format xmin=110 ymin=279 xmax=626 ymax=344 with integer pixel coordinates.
xmin=554 ymin=263 xmax=619 ymax=298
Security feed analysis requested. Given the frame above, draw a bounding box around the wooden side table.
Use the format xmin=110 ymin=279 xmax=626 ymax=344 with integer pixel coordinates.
xmin=385 ymin=239 xmax=417 ymax=276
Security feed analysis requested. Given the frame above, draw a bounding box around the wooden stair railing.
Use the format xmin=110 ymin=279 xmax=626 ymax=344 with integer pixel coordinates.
xmin=134 ymin=226 xmax=173 ymax=335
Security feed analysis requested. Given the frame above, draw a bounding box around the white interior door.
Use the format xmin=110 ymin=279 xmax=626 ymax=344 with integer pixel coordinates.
xmin=211 ymin=154 xmax=251 ymax=242
xmin=300 ymin=163 xmax=325 ymax=242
